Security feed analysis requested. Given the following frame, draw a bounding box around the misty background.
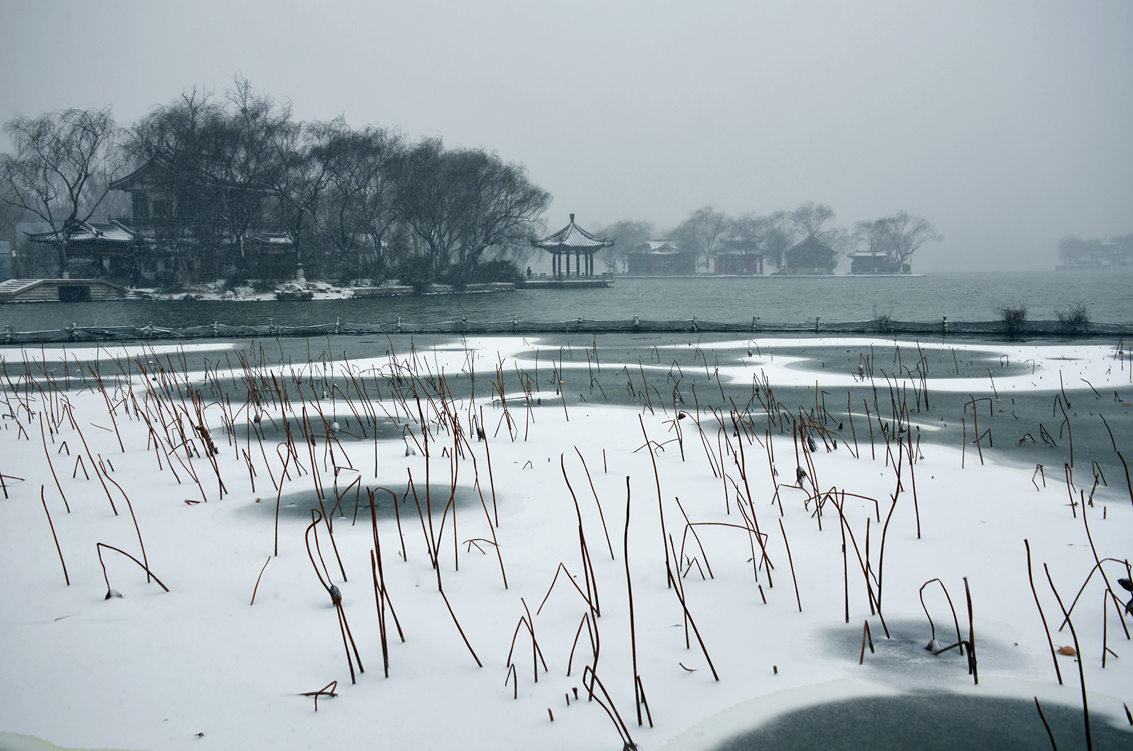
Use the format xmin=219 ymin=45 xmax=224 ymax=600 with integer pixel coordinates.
xmin=1 ymin=0 xmax=1130 ymax=272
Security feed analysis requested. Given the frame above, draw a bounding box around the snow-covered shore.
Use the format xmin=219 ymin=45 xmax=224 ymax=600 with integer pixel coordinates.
xmin=1 ymin=336 xmax=1130 ymax=750
xmin=132 ymin=280 xmax=362 ymax=302
xmin=131 ymin=279 xmax=515 ymax=303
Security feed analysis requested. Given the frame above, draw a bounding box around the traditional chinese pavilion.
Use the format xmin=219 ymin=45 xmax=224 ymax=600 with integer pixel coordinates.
xmin=533 ymin=214 xmax=612 ymax=277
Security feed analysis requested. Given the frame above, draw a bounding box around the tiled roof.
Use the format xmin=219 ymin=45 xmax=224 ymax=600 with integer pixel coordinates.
xmin=25 ymin=221 xmax=138 ymax=244
xmin=534 ymin=214 xmax=613 ymax=250
xmin=109 ymin=160 xmax=160 ymax=191
xmin=787 ymin=236 xmax=835 ymax=256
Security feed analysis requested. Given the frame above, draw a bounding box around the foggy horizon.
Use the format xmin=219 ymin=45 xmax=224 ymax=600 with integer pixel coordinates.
xmin=2 ymin=0 xmax=1131 ymax=272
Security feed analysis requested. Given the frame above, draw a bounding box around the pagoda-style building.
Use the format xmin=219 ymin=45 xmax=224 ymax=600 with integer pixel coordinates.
xmin=781 ymin=236 xmax=837 ymax=275
xmin=533 ymin=214 xmax=612 ymax=277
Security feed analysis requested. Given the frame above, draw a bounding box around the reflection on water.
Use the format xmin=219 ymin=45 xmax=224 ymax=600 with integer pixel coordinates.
xmin=2 ymin=272 xmax=1130 ymax=332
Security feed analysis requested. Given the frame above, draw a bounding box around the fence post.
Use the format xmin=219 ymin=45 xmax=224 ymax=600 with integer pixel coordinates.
xmin=396 ymin=315 xmax=402 ymax=333
xmin=815 ymin=316 xmax=821 ymax=333
xmin=335 ymin=317 xmax=341 ymax=335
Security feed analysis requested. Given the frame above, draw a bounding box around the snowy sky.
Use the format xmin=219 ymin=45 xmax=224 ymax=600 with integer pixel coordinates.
xmin=1 ymin=0 xmax=1131 ymax=271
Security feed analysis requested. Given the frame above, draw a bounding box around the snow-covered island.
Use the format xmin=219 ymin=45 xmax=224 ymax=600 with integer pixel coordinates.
xmin=1 ymin=335 xmax=1131 ymax=750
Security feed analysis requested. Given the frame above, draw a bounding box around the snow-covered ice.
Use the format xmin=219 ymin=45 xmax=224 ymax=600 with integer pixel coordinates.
xmin=1 ymin=336 xmax=1130 ymax=750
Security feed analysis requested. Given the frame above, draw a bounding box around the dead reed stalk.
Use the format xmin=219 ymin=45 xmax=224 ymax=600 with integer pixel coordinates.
xmin=1044 ymin=564 xmax=1092 ymax=750
xmin=249 ymin=557 xmax=270 ymax=606
xmin=39 ymin=485 xmax=69 ymax=585
xmin=623 ymin=476 xmax=647 ymax=726
xmin=96 ymin=542 xmax=169 ymax=596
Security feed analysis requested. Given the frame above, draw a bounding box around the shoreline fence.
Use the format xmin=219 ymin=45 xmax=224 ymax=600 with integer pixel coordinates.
xmin=3 ymin=316 xmax=1130 ymax=345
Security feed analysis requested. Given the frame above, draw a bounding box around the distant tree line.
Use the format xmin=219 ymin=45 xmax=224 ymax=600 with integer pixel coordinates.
xmin=0 ymin=78 xmax=549 ymax=286
xmin=596 ymin=203 xmax=939 ymax=274
xmin=1057 ymin=234 xmax=1133 ymax=269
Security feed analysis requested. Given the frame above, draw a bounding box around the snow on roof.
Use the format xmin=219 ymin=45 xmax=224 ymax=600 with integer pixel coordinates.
xmin=25 ymin=221 xmax=136 ymax=244
xmin=251 ymin=232 xmax=294 ymax=246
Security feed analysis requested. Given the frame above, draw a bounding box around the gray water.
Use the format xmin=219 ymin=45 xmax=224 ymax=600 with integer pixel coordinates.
xmin=1 ymin=271 xmax=1129 ymax=332
xmin=714 ymin=693 xmax=1133 ymax=750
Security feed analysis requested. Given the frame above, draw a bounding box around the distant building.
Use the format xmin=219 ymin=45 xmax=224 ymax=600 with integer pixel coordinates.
xmin=24 ymin=220 xmax=143 ymax=281
xmin=714 ymin=239 xmax=764 ymax=275
xmin=626 ymin=241 xmax=696 ymax=276
xmin=104 ymin=158 xmax=294 ymax=284
xmin=849 ymin=251 xmax=909 ymax=275
xmin=16 ymin=160 xmax=296 ymax=285
xmin=781 ymin=236 xmax=837 ymax=275
xmin=1056 ymin=236 xmax=1133 ymax=270
xmin=0 ymin=241 xmax=11 ymax=281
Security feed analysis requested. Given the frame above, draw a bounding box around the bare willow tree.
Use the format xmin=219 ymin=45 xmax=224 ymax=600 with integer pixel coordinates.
xmin=790 ymin=201 xmax=838 ymax=244
xmin=883 ymin=211 xmax=940 ymax=266
xmin=854 ymin=216 xmax=889 ymax=256
xmin=451 ymin=150 xmax=550 ymax=270
xmin=125 ymin=81 xmax=292 ymax=280
xmin=267 ymin=119 xmax=336 ymax=279
xmin=596 ymin=219 xmax=652 ymax=272
xmin=672 ymin=206 xmax=728 ymax=270
xmin=126 ymin=89 xmax=221 ymax=279
xmin=314 ymin=124 xmax=406 ymax=279
xmin=0 ymin=107 xmax=117 ymax=277
xmin=201 ymin=78 xmax=293 ymax=276
xmin=760 ymin=209 xmax=796 ymax=271
xmin=394 ymin=139 xmax=461 ymax=273
xmin=855 ymin=211 xmax=940 ymax=266
xmin=395 ymin=141 xmax=549 ymax=278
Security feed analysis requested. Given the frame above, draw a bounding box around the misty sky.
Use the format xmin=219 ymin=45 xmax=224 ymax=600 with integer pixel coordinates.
xmin=1 ymin=0 xmax=1130 ymax=271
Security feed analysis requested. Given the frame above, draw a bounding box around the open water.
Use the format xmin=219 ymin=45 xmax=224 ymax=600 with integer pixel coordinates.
xmin=0 ymin=270 xmax=1129 ymax=332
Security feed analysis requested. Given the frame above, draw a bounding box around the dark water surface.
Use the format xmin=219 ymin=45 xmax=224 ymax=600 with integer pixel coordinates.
xmin=1 ymin=271 xmax=1129 ymax=332
xmin=714 ymin=693 xmax=1133 ymax=751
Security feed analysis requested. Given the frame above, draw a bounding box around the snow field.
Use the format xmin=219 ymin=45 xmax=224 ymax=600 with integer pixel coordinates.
xmin=0 ymin=338 xmax=1130 ymax=750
